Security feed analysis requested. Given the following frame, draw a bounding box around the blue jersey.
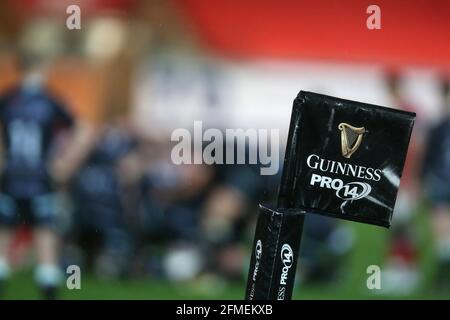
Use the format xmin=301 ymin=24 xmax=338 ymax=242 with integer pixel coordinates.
xmin=0 ymin=86 xmax=74 ymax=198
xmin=422 ymin=117 xmax=450 ymax=180
xmin=75 ymin=126 xmax=135 ymax=202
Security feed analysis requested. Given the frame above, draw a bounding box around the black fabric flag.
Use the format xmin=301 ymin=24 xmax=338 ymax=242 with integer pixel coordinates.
xmin=246 ymin=91 xmax=416 ymax=300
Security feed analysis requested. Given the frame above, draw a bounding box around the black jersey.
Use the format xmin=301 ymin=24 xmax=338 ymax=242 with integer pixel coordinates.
xmin=75 ymin=126 xmax=135 ymax=202
xmin=0 ymin=86 xmax=74 ymax=198
xmin=422 ymin=116 xmax=450 ymax=183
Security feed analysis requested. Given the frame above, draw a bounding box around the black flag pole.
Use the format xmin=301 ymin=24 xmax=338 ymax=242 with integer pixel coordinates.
xmin=245 ymin=91 xmax=306 ymax=301
xmin=245 ymin=91 xmax=415 ymax=300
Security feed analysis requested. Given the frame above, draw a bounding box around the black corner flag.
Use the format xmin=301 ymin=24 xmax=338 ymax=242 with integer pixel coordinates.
xmin=245 ymin=91 xmax=416 ymax=300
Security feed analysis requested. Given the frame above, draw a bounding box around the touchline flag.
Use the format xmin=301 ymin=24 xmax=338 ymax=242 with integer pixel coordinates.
xmin=245 ymin=91 xmax=416 ymax=300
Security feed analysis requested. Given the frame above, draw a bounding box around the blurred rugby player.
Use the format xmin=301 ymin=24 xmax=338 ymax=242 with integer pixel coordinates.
xmin=70 ymin=116 xmax=135 ymax=278
xmin=0 ymin=55 xmax=93 ymax=299
xmin=421 ymin=76 xmax=450 ymax=292
xmin=383 ymin=71 xmax=422 ymax=294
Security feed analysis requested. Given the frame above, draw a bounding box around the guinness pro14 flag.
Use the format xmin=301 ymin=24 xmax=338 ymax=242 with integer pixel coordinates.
xmin=245 ymin=91 xmax=415 ymax=300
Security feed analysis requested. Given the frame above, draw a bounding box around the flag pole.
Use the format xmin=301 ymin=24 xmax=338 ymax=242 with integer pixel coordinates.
xmin=245 ymin=97 xmax=306 ymax=301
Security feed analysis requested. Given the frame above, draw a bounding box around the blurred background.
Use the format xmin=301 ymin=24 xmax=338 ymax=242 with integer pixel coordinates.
xmin=0 ymin=0 xmax=449 ymax=299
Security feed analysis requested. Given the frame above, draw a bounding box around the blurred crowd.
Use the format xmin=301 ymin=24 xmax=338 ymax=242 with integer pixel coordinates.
xmin=0 ymin=0 xmax=449 ymax=299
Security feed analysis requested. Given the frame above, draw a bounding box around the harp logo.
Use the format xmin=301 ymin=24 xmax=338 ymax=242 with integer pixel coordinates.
xmin=338 ymin=123 xmax=366 ymax=158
